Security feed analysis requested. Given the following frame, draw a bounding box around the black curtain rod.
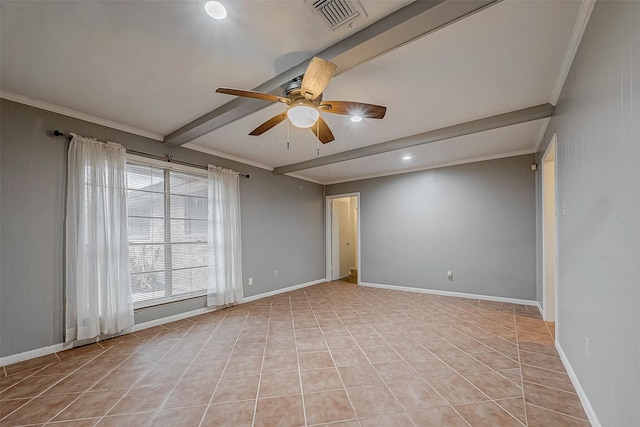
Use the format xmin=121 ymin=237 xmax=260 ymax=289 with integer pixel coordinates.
xmin=51 ymin=130 xmax=249 ymax=178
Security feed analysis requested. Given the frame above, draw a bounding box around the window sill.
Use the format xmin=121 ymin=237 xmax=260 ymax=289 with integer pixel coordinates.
xmin=133 ymin=291 xmax=207 ymax=310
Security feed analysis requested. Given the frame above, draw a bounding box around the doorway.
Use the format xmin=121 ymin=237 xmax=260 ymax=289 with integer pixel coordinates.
xmin=326 ymin=194 xmax=360 ymax=284
xmin=542 ymin=135 xmax=557 ymax=325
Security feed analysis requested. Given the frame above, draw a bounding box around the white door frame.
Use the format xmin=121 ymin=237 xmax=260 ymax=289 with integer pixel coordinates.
xmin=541 ymin=134 xmax=558 ymax=331
xmin=325 ymin=193 xmax=361 ymax=285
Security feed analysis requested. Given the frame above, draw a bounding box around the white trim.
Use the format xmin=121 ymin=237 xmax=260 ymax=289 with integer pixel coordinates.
xmin=534 ymin=117 xmax=552 ymax=153
xmin=242 ymin=279 xmax=325 ymax=303
xmin=360 ymin=282 xmax=539 ymax=306
xmin=0 ymin=343 xmax=65 ymax=367
xmin=556 ymin=342 xmax=602 ymax=427
xmin=535 ymin=0 xmax=595 ymax=156
xmin=541 ymin=135 xmax=558 ymax=323
xmin=133 ymin=291 xmax=208 ymax=310
xmin=1 ymin=279 xmax=324 ymax=368
xmin=285 ymin=172 xmax=326 ymax=185
xmin=182 ymin=143 xmax=274 ymax=172
xmin=0 ymin=90 xmax=164 ymax=141
xmin=536 ymin=301 xmax=544 ymax=318
xmin=325 ymin=193 xmax=361 ymax=286
xmin=550 ymin=0 xmax=596 ymax=104
xmin=316 ymin=148 xmax=537 ymax=185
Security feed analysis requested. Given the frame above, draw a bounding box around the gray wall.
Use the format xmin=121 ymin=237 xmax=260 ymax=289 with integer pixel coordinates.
xmin=327 ymin=155 xmax=536 ymax=301
xmin=536 ymin=2 xmax=640 ymax=425
xmin=0 ymin=99 xmax=325 ymax=358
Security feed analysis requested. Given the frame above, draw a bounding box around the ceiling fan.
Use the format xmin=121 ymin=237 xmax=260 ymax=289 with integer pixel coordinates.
xmin=215 ymin=57 xmax=386 ymax=144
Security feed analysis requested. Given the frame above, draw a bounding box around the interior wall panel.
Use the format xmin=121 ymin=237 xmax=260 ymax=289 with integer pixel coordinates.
xmin=326 ymin=155 xmax=536 ymax=300
xmin=536 ymin=2 xmax=640 ymax=425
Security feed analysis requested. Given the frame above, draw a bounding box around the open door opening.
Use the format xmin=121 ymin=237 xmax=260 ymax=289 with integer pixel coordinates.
xmin=326 ymin=194 xmax=360 ymax=284
xmin=542 ymin=135 xmax=557 ymax=327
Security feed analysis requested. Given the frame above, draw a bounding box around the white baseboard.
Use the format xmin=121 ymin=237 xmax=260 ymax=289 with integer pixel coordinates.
xmin=555 ymin=341 xmax=601 ymax=427
xmin=1 ymin=279 xmax=325 ymax=368
xmin=360 ymin=282 xmax=538 ymax=306
xmin=0 ymin=343 xmax=66 ymax=368
xmin=133 ymin=278 xmax=325 ymax=330
xmin=536 ymin=301 xmax=544 ymax=317
xmin=243 ymin=279 xmax=325 ymax=303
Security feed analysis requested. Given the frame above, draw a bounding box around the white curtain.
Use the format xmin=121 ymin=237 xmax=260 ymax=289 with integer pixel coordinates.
xmin=207 ymin=165 xmax=243 ymax=306
xmin=65 ymin=134 xmax=133 ymax=342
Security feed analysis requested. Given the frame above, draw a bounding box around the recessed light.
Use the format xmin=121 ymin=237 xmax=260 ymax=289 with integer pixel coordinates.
xmin=204 ymin=1 xmax=227 ymax=19
xmin=350 ymin=115 xmax=362 ymax=122
xmin=402 ymin=156 xmax=412 ymax=160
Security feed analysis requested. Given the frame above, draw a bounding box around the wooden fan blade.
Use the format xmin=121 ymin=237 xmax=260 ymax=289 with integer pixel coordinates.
xmin=310 ymin=116 xmax=335 ymax=144
xmin=320 ymin=101 xmax=386 ymax=119
xmin=301 ymin=57 xmax=337 ymax=101
xmin=249 ymin=112 xmax=288 ymax=136
xmin=216 ymin=88 xmax=288 ymax=104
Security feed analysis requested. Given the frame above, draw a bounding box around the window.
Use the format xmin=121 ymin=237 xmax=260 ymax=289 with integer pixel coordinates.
xmin=125 ymin=160 xmax=208 ymax=307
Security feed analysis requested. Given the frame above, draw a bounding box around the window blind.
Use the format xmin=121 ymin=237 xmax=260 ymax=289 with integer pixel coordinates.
xmin=126 ymin=162 xmax=208 ymax=306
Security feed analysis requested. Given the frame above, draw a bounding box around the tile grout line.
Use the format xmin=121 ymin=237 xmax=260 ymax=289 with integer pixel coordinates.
xmin=360 ymin=316 xmax=474 ymax=426
xmin=88 ymin=325 xmax=197 ymax=426
xmin=147 ymin=313 xmax=225 ymax=425
xmin=391 ymin=294 xmax=529 ymax=424
xmin=0 ymin=351 xmax=113 ymax=423
xmin=304 ymin=290 xmax=362 ymax=427
xmin=291 ymin=294 xmax=311 ymax=427
xmin=520 ymin=378 xmax=583 ymax=396
xmin=422 ymin=318 xmax=527 ymax=424
xmin=10 ymin=345 xmax=114 ymax=425
xmin=514 ymin=309 xmax=530 ymax=426
xmin=357 ymin=284 xmax=524 ymax=426
xmin=525 ymin=402 xmax=591 ymax=422
xmin=198 ymin=308 xmax=249 ymax=427
xmin=250 ymin=300 xmax=272 ymax=427
xmin=96 ymin=326 xmax=196 ymax=426
xmin=312 ymin=286 xmax=575 ymax=425
xmin=330 ymin=283 xmax=481 ymax=425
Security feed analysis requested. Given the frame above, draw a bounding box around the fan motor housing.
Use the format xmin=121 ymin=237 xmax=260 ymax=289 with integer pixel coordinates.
xmin=283 ymin=77 xmax=323 ymax=105
xmin=283 ymin=77 xmax=303 ymax=97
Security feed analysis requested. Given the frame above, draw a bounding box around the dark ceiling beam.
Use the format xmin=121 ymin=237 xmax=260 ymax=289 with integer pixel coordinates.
xmin=163 ymin=0 xmax=501 ymax=147
xmin=272 ymin=103 xmax=555 ymax=175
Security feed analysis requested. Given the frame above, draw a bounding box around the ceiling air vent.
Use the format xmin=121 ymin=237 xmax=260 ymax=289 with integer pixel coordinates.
xmin=308 ymin=0 xmax=362 ymax=30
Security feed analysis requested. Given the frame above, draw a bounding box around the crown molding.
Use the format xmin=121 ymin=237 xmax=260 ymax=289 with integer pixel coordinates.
xmin=0 ymin=91 xmax=164 ymax=141
xmin=534 ymin=117 xmax=552 ymax=153
xmin=314 ymin=148 xmax=537 ymax=186
xmin=182 ymin=143 xmax=274 ymax=172
xmin=549 ymin=0 xmax=596 ymax=104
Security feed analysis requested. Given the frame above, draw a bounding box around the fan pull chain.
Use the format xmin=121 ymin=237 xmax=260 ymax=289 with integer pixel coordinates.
xmin=287 ymin=120 xmax=290 ymax=150
xmin=317 ymin=121 xmax=320 ymax=156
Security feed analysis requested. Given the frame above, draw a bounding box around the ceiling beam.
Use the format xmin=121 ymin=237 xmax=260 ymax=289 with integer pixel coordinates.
xmin=163 ymin=0 xmax=501 ymax=147
xmin=272 ymin=103 xmax=555 ymax=175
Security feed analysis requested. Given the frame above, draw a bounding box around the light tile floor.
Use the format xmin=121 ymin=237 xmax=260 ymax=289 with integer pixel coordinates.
xmin=0 ymin=281 xmax=590 ymax=426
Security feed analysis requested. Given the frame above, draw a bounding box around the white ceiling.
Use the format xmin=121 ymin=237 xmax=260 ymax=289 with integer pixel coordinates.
xmin=1 ymin=0 xmax=587 ymax=184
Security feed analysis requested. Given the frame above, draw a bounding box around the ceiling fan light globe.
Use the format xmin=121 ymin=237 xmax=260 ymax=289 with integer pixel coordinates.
xmin=288 ymin=105 xmax=320 ymax=128
xmin=204 ymin=1 xmax=227 ymax=19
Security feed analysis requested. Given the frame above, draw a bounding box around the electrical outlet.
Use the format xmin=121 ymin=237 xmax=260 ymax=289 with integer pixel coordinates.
xmin=248 ymin=278 xmax=253 ymax=286
xmin=585 ymin=336 xmax=589 ymax=347
xmin=274 ymin=270 xmax=278 ymax=277
xmin=447 ymin=270 xmax=453 ymax=281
